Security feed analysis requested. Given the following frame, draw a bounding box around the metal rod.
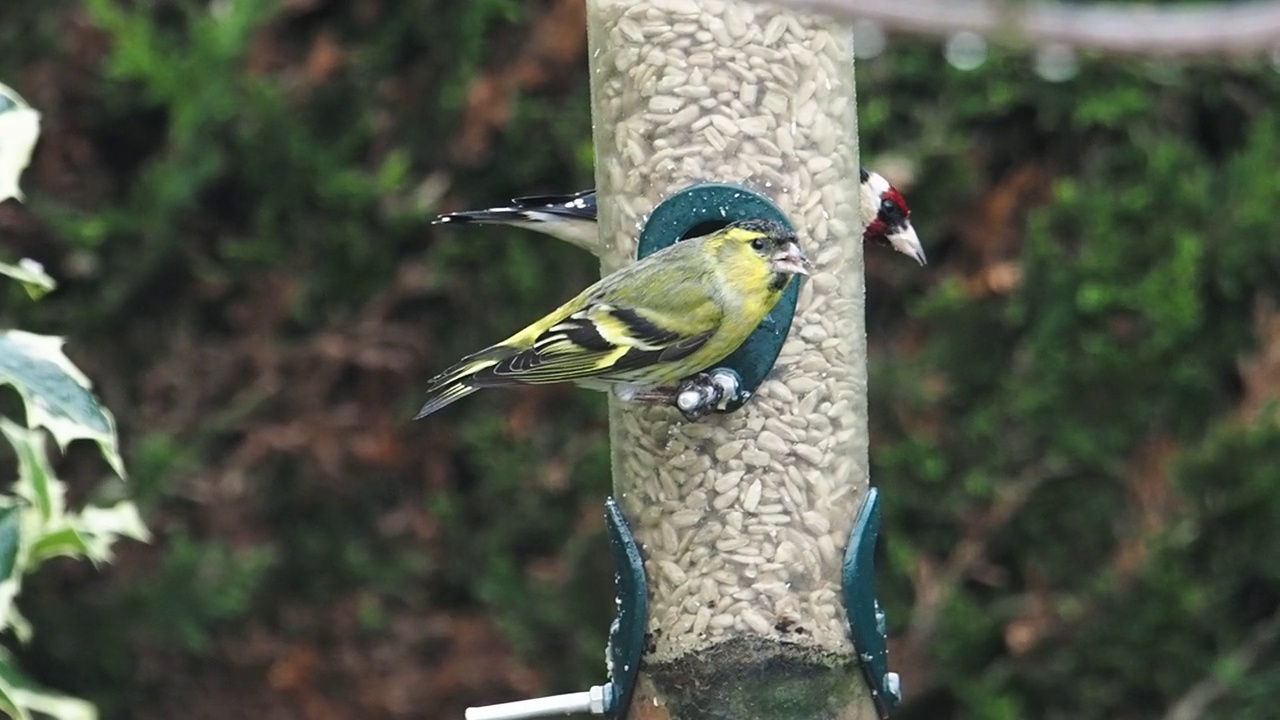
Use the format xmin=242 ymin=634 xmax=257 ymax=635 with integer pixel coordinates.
xmin=742 ymin=0 xmax=1280 ymax=56
xmin=465 ymin=691 xmax=594 ymax=720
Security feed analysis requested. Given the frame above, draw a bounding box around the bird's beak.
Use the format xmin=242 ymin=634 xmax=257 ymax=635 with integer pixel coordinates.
xmin=770 ymin=241 xmax=810 ymax=276
xmin=887 ymin=224 xmax=927 ymax=266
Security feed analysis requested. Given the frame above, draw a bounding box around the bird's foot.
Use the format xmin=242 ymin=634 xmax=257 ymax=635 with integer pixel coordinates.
xmin=623 ymin=369 xmax=744 ymax=421
xmin=627 ymin=387 xmax=679 ymax=405
xmin=673 ymin=369 xmax=742 ymax=421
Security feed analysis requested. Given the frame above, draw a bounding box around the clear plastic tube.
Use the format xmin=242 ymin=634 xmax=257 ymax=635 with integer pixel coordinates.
xmin=587 ymin=0 xmax=867 ymax=663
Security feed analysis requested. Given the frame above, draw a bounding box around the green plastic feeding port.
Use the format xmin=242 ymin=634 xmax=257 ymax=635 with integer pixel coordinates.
xmin=843 ymin=488 xmax=901 ymax=718
xmin=462 ymin=499 xmax=646 ymax=720
xmin=604 ymin=497 xmax=647 ymax=720
xmin=636 ymin=182 xmax=799 ymax=414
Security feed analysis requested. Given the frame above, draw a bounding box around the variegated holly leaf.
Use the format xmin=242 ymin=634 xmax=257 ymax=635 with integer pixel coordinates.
xmin=0 ymin=418 xmax=61 ymax=636
xmin=0 ymin=258 xmax=56 ymax=300
xmin=0 ymin=420 xmax=149 ymax=636
xmin=0 ymin=331 xmax=123 ymax=478
xmin=0 ymin=507 xmax=18 ymax=582
xmin=0 ymin=83 xmax=40 ymax=204
xmin=0 ymin=420 xmax=60 ymax=524
xmin=0 ymin=647 xmax=97 ymax=720
xmin=0 ymin=669 xmax=24 ymax=720
xmin=29 ymin=502 xmax=150 ymax=566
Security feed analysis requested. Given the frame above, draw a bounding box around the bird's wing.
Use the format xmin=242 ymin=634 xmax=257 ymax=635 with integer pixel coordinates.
xmin=509 ymin=190 xmax=596 ymax=220
xmin=466 ymin=302 xmax=715 ymax=387
xmin=430 ymin=190 xmax=589 ymax=224
xmin=416 ymin=240 xmax=724 ymax=419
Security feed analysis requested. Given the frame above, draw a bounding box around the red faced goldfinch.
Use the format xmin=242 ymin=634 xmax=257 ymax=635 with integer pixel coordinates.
xmin=432 ymin=169 xmax=925 ymax=265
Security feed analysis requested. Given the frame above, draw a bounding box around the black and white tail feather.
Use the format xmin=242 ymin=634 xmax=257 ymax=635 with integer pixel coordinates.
xmin=433 ymin=190 xmax=598 ymax=249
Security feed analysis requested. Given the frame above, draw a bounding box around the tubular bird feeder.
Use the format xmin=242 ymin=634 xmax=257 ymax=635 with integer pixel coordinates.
xmin=463 ymin=2 xmax=898 ymax=717
xmin=586 ymin=0 xmax=895 ymax=717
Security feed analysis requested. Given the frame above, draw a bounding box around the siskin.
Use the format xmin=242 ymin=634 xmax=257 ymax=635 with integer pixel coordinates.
xmin=415 ymin=219 xmax=808 ymax=420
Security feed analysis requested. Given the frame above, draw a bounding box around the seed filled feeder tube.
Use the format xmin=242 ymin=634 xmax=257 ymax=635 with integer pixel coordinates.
xmin=586 ymin=0 xmax=881 ymax=717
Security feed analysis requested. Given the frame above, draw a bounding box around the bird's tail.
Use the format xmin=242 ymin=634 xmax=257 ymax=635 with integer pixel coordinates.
xmin=414 ymin=346 xmax=509 ymax=419
xmin=414 ymin=381 xmax=482 ymax=419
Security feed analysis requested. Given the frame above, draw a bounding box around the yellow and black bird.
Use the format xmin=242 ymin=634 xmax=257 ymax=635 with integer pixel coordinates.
xmin=415 ymin=219 xmax=809 ymax=419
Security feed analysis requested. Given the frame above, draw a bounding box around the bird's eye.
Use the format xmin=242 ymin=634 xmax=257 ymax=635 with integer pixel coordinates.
xmin=880 ymin=198 xmax=898 ymax=213
xmin=750 ymin=238 xmax=766 ymax=251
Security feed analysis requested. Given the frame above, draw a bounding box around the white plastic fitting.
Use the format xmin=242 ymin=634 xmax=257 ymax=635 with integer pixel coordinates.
xmin=465 ymin=684 xmax=611 ymax=720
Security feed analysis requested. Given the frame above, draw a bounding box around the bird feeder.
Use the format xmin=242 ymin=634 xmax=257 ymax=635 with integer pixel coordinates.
xmin=462 ymin=2 xmax=899 ymax=718
xmin=588 ymin=0 xmax=894 ymax=717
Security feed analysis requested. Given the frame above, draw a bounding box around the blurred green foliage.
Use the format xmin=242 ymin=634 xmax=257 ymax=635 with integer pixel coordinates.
xmin=862 ymin=44 xmax=1280 ymax=720
xmin=0 ymin=0 xmax=1278 ymax=718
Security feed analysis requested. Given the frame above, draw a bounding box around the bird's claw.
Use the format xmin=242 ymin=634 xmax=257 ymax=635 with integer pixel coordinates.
xmin=675 ymin=369 xmax=742 ymax=421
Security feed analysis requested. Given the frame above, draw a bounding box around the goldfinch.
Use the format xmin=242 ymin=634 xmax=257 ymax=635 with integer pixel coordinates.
xmin=859 ymin=168 xmax=926 ymax=266
xmin=415 ymin=219 xmax=808 ymax=419
xmin=431 ymin=168 xmax=925 ymax=264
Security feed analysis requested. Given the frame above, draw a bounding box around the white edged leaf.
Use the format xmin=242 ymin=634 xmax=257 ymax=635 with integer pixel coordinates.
xmin=27 ymin=527 xmax=91 ymax=566
xmin=0 ymin=418 xmax=65 ymax=522
xmin=28 ymin=503 xmax=149 ymax=567
xmin=0 ymin=258 xmax=56 ymax=300
xmin=0 ymin=506 xmax=19 ymax=582
xmin=0 ymin=651 xmax=32 ymax=720
xmin=0 ymin=578 xmax=19 ymax=642
xmin=0 ymin=649 xmax=95 ymax=720
xmin=0 ymin=419 xmax=147 ymax=637
xmin=0 ymin=678 xmax=30 ymax=720
xmin=0 ymin=83 xmax=40 ymax=204
xmin=5 ymin=603 xmax=31 ymax=645
xmin=0 ymin=420 xmax=62 ymax=636
xmin=0 ymin=504 xmax=25 ymax=640
xmin=76 ymin=502 xmax=151 ymax=553
xmin=9 ymin=688 xmax=96 ymax=720
xmin=0 ymin=331 xmax=124 ymax=478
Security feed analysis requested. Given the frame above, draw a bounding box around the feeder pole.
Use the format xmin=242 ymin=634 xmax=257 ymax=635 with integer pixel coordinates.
xmin=587 ymin=1 xmax=882 ymax=717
